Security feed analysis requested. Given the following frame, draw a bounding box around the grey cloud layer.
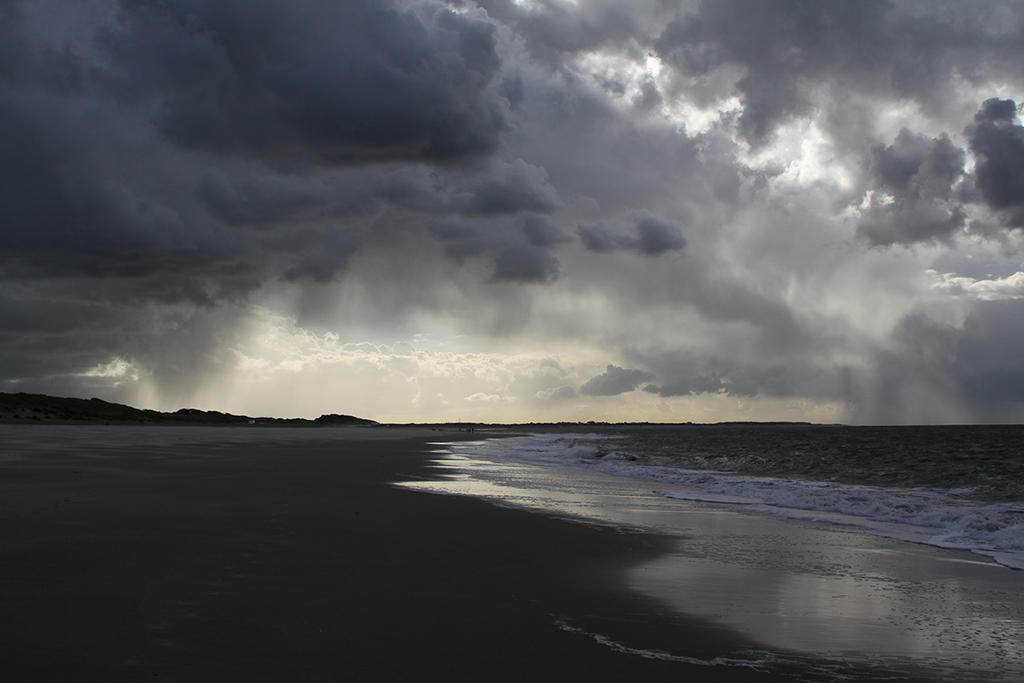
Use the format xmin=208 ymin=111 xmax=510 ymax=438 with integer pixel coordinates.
xmin=105 ymin=0 xmax=508 ymax=163
xmin=653 ymin=1 xmax=1024 ymax=144
xmin=578 ymin=215 xmax=686 ymax=255
xmin=3 ymin=0 xmax=1024 ymax=422
xmin=969 ymin=98 xmax=1024 ymax=227
xmin=857 ymin=130 xmax=967 ymax=246
xmin=580 ymin=364 xmax=654 ymax=396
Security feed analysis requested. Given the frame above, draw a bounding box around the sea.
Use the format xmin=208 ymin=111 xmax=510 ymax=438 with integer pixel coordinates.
xmin=401 ymin=424 xmax=1024 ymax=680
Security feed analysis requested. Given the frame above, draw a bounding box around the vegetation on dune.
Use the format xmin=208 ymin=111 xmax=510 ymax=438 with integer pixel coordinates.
xmin=0 ymin=392 xmax=376 ymax=426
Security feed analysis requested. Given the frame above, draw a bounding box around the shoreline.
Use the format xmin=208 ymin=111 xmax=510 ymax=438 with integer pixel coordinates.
xmin=1 ymin=425 xmax=932 ymax=681
xmin=411 ymin=434 xmax=1024 ymax=680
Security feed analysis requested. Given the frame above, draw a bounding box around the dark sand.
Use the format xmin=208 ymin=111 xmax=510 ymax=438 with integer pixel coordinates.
xmin=0 ymin=426 xmax=917 ymax=681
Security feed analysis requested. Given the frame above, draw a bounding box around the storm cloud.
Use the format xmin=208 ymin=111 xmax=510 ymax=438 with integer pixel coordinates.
xmin=104 ymin=0 xmax=510 ymax=163
xmin=3 ymin=0 xmax=1024 ymax=423
xmin=578 ymin=215 xmax=686 ymax=255
xmin=968 ymin=98 xmax=1024 ymax=227
xmin=580 ymin=365 xmax=654 ymax=396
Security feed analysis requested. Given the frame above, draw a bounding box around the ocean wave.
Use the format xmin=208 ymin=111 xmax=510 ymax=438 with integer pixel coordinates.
xmin=463 ymin=434 xmax=1024 ymax=570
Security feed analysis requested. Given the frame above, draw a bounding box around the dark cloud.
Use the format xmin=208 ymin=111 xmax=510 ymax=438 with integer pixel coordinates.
xmin=870 ymin=130 xmax=965 ymax=200
xmin=453 ymin=159 xmax=561 ymax=215
xmin=968 ymin=98 xmax=1024 ymax=227
xmin=520 ymin=214 xmax=570 ymax=247
xmin=858 ymin=202 xmax=966 ymax=247
xmin=0 ymin=91 xmax=212 ymax=263
xmin=0 ymin=0 xmax=554 ymax=408
xmin=0 ymin=0 xmax=577 ymax=298
xmin=635 ymin=216 xmax=687 ymax=255
xmin=654 ymin=1 xmax=1024 ymax=145
xmin=655 ymin=1 xmax=877 ymax=144
xmin=856 ymin=129 xmax=967 ymax=246
xmin=850 ymin=300 xmax=1024 ymax=424
xmin=577 ymin=222 xmax=624 ymax=253
xmin=857 ymin=99 xmax=1024 ymax=248
xmin=580 ymin=364 xmax=653 ymax=396
xmin=0 ymin=293 xmax=126 ymax=381
xmin=0 ymin=275 xmax=256 ymax=410
xmin=429 ymin=213 xmax=565 ymax=283
xmin=99 ymin=0 xmax=509 ymax=164
xmin=2 ymin=0 xmax=1024 ymax=423
xmin=195 ymin=176 xmax=322 ymax=230
xmin=953 ymin=300 xmax=1024 ymax=409
xmin=644 ymin=375 xmax=723 ymax=398
xmin=577 ymin=215 xmax=686 ymax=255
xmin=638 ymin=353 xmax=830 ymax=400
xmin=0 ymin=0 xmax=521 ymax=287
xmin=499 ymin=55 xmax=706 ymax=212
xmin=491 ymin=244 xmax=560 ymax=283
xmin=281 ymin=230 xmax=363 ymax=284
xmin=536 ymin=384 xmax=578 ymax=401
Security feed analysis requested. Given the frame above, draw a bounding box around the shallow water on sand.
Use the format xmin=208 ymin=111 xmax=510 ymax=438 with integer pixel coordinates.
xmin=400 ymin=440 xmax=1024 ymax=681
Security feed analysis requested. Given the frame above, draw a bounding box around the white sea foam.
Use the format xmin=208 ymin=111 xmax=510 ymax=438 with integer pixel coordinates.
xmin=553 ymin=618 xmax=772 ymax=670
xmin=553 ymin=618 xmax=920 ymax=680
xmin=458 ymin=434 xmax=1024 ymax=570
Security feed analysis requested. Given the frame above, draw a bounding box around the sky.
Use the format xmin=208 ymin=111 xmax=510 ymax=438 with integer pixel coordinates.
xmin=3 ymin=0 xmax=1024 ymax=424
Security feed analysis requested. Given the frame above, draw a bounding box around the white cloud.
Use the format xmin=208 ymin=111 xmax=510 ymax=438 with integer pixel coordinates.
xmin=80 ymin=358 xmax=137 ymax=381
xmin=930 ymin=270 xmax=1024 ymax=301
xmin=465 ymin=392 xmax=505 ymax=403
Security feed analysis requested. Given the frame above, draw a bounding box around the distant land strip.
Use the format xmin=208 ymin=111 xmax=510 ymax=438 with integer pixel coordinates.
xmin=0 ymin=392 xmax=377 ymax=426
xmin=0 ymin=392 xmax=839 ymax=428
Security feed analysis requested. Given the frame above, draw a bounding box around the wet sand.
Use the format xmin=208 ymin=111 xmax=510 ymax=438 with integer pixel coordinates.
xmin=403 ymin=442 xmax=1024 ymax=680
xmin=1 ymin=425 xmax=922 ymax=681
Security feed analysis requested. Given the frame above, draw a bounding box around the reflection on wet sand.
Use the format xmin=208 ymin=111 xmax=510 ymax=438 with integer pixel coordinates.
xmin=401 ymin=446 xmax=1024 ymax=680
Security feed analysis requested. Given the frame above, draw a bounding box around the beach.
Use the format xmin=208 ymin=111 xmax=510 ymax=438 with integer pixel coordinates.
xmin=0 ymin=425 xmax=984 ymax=681
xmin=5 ymin=4 xmax=1024 ymax=678
xmin=0 ymin=425 xmax=767 ymax=681
xmin=407 ymin=431 xmax=1024 ymax=680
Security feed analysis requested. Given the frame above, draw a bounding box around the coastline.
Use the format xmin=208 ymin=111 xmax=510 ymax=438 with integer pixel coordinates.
xmin=408 ymin=433 xmax=1024 ymax=680
xmin=1 ymin=424 xmax=932 ymax=681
